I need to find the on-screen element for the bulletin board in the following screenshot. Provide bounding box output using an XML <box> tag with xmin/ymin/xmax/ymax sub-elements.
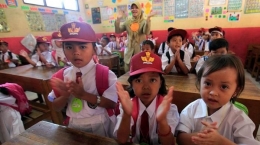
<box><xmin>25</xmin><ymin>11</ymin><xmax>44</xmax><ymax>31</ymax></box>
<box><xmin>0</xmin><ymin>9</ymin><xmax>10</xmax><ymax>32</ymax></box>
<box><xmin>55</xmin><ymin>14</ymin><xmax>67</xmax><ymax>30</ymax></box>
<box><xmin>41</xmin><ymin>13</ymin><xmax>57</xmax><ymax>31</ymax></box>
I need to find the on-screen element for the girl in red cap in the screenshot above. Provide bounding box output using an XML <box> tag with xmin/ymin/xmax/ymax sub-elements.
<box><xmin>20</xmin><ymin>36</ymin><xmax>56</xmax><ymax>68</ymax></box>
<box><xmin>114</xmin><ymin>51</ymin><xmax>179</xmax><ymax>145</ymax></box>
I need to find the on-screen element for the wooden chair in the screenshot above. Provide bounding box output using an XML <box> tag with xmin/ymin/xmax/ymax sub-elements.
<box><xmin>250</xmin><ymin>48</ymin><xmax>260</xmax><ymax>77</ymax></box>
<box><xmin>252</xmin><ymin>62</ymin><xmax>260</xmax><ymax>81</ymax></box>
<box><xmin>245</xmin><ymin>44</ymin><xmax>260</xmax><ymax>70</ymax></box>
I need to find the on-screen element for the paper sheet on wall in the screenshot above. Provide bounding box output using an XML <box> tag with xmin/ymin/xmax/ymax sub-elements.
<box><xmin>65</xmin><ymin>13</ymin><xmax>82</xmax><ymax>23</ymax></box>
<box><xmin>100</xmin><ymin>6</ymin><xmax>109</xmax><ymax>20</ymax></box>
<box><xmin>189</xmin><ymin>0</ymin><xmax>204</xmax><ymax>17</ymax></box>
<box><xmin>55</xmin><ymin>14</ymin><xmax>67</xmax><ymax>30</ymax></box>
<box><xmin>25</xmin><ymin>11</ymin><xmax>44</xmax><ymax>31</ymax></box>
<box><xmin>245</xmin><ymin>0</ymin><xmax>260</xmax><ymax>14</ymax></box>
<box><xmin>227</xmin><ymin>0</ymin><xmax>242</xmax><ymax>11</ymax></box>
<box><xmin>228</xmin><ymin>12</ymin><xmax>240</xmax><ymax>21</ymax></box>
<box><xmin>164</xmin><ymin>0</ymin><xmax>174</xmax><ymax>16</ymax></box>
<box><xmin>209</xmin><ymin>0</ymin><xmax>226</xmax><ymax>6</ymax></box>
<box><xmin>0</xmin><ymin>10</ymin><xmax>10</xmax><ymax>32</ymax></box>
<box><xmin>175</xmin><ymin>0</ymin><xmax>188</xmax><ymax>18</ymax></box>
<box><xmin>91</xmin><ymin>7</ymin><xmax>102</xmax><ymax>24</ymax></box>
<box><xmin>41</xmin><ymin>13</ymin><xmax>57</xmax><ymax>31</ymax></box>
<box><xmin>117</xmin><ymin>5</ymin><xmax>128</xmax><ymax>22</ymax></box>
<box><xmin>152</xmin><ymin>0</ymin><xmax>163</xmax><ymax>17</ymax></box>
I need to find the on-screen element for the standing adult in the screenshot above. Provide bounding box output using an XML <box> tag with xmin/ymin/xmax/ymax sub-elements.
<box><xmin>115</xmin><ymin>2</ymin><xmax>155</xmax><ymax>72</ymax></box>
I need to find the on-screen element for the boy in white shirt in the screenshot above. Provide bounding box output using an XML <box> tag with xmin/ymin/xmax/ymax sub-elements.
<box><xmin>0</xmin><ymin>40</ymin><xmax>19</xmax><ymax>67</ymax></box>
<box><xmin>96</xmin><ymin>36</ymin><xmax>112</xmax><ymax>56</ymax></box>
<box><xmin>157</xmin><ymin>27</ymin><xmax>175</xmax><ymax>56</ymax></box>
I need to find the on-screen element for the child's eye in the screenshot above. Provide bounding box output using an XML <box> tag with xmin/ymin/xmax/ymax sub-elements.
<box><xmin>64</xmin><ymin>45</ymin><xmax>73</xmax><ymax>50</ymax></box>
<box><xmin>221</xmin><ymin>85</ymin><xmax>228</xmax><ymax>90</ymax></box>
<box><xmin>203</xmin><ymin>81</ymin><xmax>211</xmax><ymax>86</ymax></box>
<box><xmin>80</xmin><ymin>45</ymin><xmax>87</xmax><ymax>49</ymax></box>
<box><xmin>150</xmin><ymin>78</ymin><xmax>157</xmax><ymax>83</ymax></box>
<box><xmin>134</xmin><ymin>79</ymin><xmax>142</xmax><ymax>83</ymax></box>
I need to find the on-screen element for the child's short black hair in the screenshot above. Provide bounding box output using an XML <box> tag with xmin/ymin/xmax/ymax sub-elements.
<box><xmin>167</xmin><ymin>34</ymin><xmax>183</xmax><ymax>43</ymax></box>
<box><xmin>196</xmin><ymin>54</ymin><xmax>245</xmax><ymax>103</ymax></box>
<box><xmin>102</xmin><ymin>36</ymin><xmax>110</xmax><ymax>44</ymax></box>
<box><xmin>0</xmin><ymin>42</ymin><xmax>8</xmax><ymax>46</ymax></box>
<box><xmin>127</xmin><ymin>73</ymin><xmax>167</xmax><ymax>97</ymax></box>
<box><xmin>209</xmin><ymin>38</ymin><xmax>229</xmax><ymax>52</ymax></box>
<box><xmin>142</xmin><ymin>40</ymin><xmax>155</xmax><ymax>50</ymax></box>
<box><xmin>167</xmin><ymin>27</ymin><xmax>175</xmax><ymax>32</ymax></box>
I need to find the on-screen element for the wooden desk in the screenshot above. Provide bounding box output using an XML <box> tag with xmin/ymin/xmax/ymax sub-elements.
<box><xmin>117</xmin><ymin>72</ymin><xmax>260</xmax><ymax>137</ymax></box>
<box><xmin>0</xmin><ymin>65</ymin><xmax>63</xmax><ymax>126</ymax></box>
<box><xmin>195</xmin><ymin>50</ymin><xmax>204</xmax><ymax>56</ymax></box>
<box><xmin>0</xmin><ymin>62</ymin><xmax>8</xmax><ymax>70</ymax></box>
<box><xmin>3</xmin><ymin>121</ymin><xmax>135</xmax><ymax>145</ymax></box>
<box><xmin>98</xmin><ymin>55</ymin><xmax>120</xmax><ymax>76</ymax></box>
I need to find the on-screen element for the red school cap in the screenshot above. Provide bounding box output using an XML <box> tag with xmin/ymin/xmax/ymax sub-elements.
<box><xmin>36</xmin><ymin>36</ymin><xmax>50</xmax><ymax>43</ymax></box>
<box><xmin>130</xmin><ymin>51</ymin><xmax>164</xmax><ymax>76</ymax></box>
<box><xmin>0</xmin><ymin>40</ymin><xmax>8</xmax><ymax>45</ymax></box>
<box><xmin>209</xmin><ymin>26</ymin><xmax>224</xmax><ymax>36</ymax></box>
<box><xmin>60</xmin><ymin>22</ymin><xmax>97</xmax><ymax>42</ymax></box>
<box><xmin>167</xmin><ymin>29</ymin><xmax>187</xmax><ymax>40</ymax></box>
<box><xmin>198</xmin><ymin>28</ymin><xmax>205</xmax><ymax>32</ymax></box>
<box><xmin>52</xmin><ymin>31</ymin><xmax>62</xmax><ymax>39</ymax></box>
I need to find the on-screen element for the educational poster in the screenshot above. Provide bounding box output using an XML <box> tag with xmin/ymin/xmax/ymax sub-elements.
<box><xmin>211</xmin><ymin>7</ymin><xmax>223</xmax><ymax>15</ymax></box>
<box><xmin>100</xmin><ymin>6</ymin><xmax>109</xmax><ymax>21</ymax></box>
<box><xmin>66</xmin><ymin>13</ymin><xmax>83</xmax><ymax>23</ymax></box>
<box><xmin>55</xmin><ymin>14</ymin><xmax>66</xmax><ymax>30</ymax></box>
<box><xmin>25</xmin><ymin>11</ymin><xmax>44</xmax><ymax>31</ymax></box>
<box><xmin>164</xmin><ymin>0</ymin><xmax>174</xmax><ymax>16</ymax></box>
<box><xmin>175</xmin><ymin>0</ymin><xmax>188</xmax><ymax>18</ymax></box>
<box><xmin>0</xmin><ymin>10</ymin><xmax>10</xmax><ymax>32</ymax></box>
<box><xmin>91</xmin><ymin>7</ymin><xmax>101</xmax><ymax>24</ymax></box>
<box><xmin>5</xmin><ymin>0</ymin><xmax>17</xmax><ymax>7</ymax></box>
<box><xmin>245</xmin><ymin>0</ymin><xmax>260</xmax><ymax>14</ymax></box>
<box><xmin>152</xmin><ymin>0</ymin><xmax>163</xmax><ymax>17</ymax></box>
<box><xmin>41</xmin><ymin>13</ymin><xmax>57</xmax><ymax>31</ymax></box>
<box><xmin>117</xmin><ymin>5</ymin><xmax>128</xmax><ymax>22</ymax></box>
<box><xmin>209</xmin><ymin>0</ymin><xmax>226</xmax><ymax>6</ymax></box>
<box><xmin>227</xmin><ymin>0</ymin><xmax>242</xmax><ymax>11</ymax></box>
<box><xmin>189</xmin><ymin>0</ymin><xmax>204</xmax><ymax>18</ymax></box>
<box><xmin>228</xmin><ymin>12</ymin><xmax>240</xmax><ymax>21</ymax></box>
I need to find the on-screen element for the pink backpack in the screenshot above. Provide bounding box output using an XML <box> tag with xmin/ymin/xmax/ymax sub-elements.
<box><xmin>0</xmin><ymin>83</ymin><xmax>32</xmax><ymax>115</ymax></box>
<box><xmin>52</xmin><ymin>64</ymin><xmax>119</xmax><ymax>125</ymax></box>
<box><xmin>130</xmin><ymin>95</ymin><xmax>164</xmax><ymax>142</ymax></box>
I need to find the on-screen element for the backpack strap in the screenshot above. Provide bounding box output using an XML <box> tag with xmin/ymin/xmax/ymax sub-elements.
<box><xmin>8</xmin><ymin>51</ymin><xmax>13</xmax><ymax>59</ymax></box>
<box><xmin>166</xmin><ymin>51</ymin><xmax>170</xmax><ymax>64</ymax></box>
<box><xmin>130</xmin><ymin>95</ymin><xmax>164</xmax><ymax>142</ymax></box>
<box><xmin>180</xmin><ymin>50</ymin><xmax>184</xmax><ymax>61</ymax></box>
<box><xmin>162</xmin><ymin>42</ymin><xmax>166</xmax><ymax>54</ymax></box>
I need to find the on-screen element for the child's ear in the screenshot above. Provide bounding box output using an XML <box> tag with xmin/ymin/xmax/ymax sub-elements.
<box><xmin>233</xmin><ymin>87</ymin><xmax>241</xmax><ymax>97</ymax></box>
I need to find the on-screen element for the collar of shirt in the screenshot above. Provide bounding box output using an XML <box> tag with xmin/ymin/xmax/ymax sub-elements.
<box><xmin>195</xmin><ymin>99</ymin><xmax>231</xmax><ymax>128</ymax></box>
<box><xmin>72</xmin><ymin>59</ymin><xmax>95</xmax><ymax>76</ymax></box>
<box><xmin>168</xmin><ymin>48</ymin><xmax>174</xmax><ymax>57</ymax></box>
<box><xmin>138</xmin><ymin>96</ymin><xmax>157</xmax><ymax>119</ymax></box>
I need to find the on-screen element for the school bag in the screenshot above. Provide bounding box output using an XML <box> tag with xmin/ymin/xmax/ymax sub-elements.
<box><xmin>0</xmin><ymin>83</ymin><xmax>31</xmax><ymax>115</ymax></box>
<box><xmin>165</xmin><ymin>50</ymin><xmax>185</xmax><ymax>64</ymax></box>
<box><xmin>52</xmin><ymin>63</ymin><xmax>120</xmax><ymax>125</ymax></box>
<box><xmin>130</xmin><ymin>95</ymin><xmax>164</xmax><ymax>142</ymax></box>
<box><xmin>161</xmin><ymin>42</ymin><xmax>166</xmax><ymax>54</ymax></box>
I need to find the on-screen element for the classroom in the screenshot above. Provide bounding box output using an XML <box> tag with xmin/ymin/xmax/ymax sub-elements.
<box><xmin>0</xmin><ymin>0</ymin><xmax>260</xmax><ymax>144</ymax></box>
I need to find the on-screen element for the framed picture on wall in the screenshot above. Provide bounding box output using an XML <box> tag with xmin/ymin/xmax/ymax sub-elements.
<box><xmin>91</xmin><ymin>7</ymin><xmax>101</xmax><ymax>24</ymax></box>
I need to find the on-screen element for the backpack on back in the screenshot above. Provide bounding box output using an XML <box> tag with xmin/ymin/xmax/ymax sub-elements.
<box><xmin>0</xmin><ymin>83</ymin><xmax>31</xmax><ymax>115</ymax></box>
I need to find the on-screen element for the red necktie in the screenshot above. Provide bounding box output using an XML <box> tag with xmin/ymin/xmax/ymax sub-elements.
<box><xmin>140</xmin><ymin>110</ymin><xmax>150</xmax><ymax>144</ymax></box>
<box><xmin>76</xmin><ymin>72</ymin><xmax>82</xmax><ymax>84</ymax></box>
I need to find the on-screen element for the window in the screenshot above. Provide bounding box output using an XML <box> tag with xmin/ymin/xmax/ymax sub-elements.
<box><xmin>23</xmin><ymin>0</ymin><xmax>79</xmax><ymax>11</ymax></box>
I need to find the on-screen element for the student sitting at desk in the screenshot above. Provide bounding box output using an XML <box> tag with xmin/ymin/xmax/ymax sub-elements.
<box><xmin>161</xmin><ymin>29</ymin><xmax>191</xmax><ymax>75</ymax></box>
<box><xmin>141</xmin><ymin>40</ymin><xmax>155</xmax><ymax>53</ymax></box>
<box><xmin>176</xmin><ymin>55</ymin><xmax>259</xmax><ymax>145</ymax></box>
<box><xmin>96</xmin><ymin>36</ymin><xmax>112</xmax><ymax>56</ymax></box>
<box><xmin>0</xmin><ymin>40</ymin><xmax>19</xmax><ymax>67</ymax></box>
<box><xmin>115</xmin><ymin>51</ymin><xmax>179</xmax><ymax>145</ymax></box>
<box><xmin>157</xmin><ymin>27</ymin><xmax>175</xmax><ymax>56</ymax></box>
<box><xmin>20</xmin><ymin>37</ymin><xmax>56</xmax><ymax>68</ymax></box>
<box><xmin>48</xmin><ymin>22</ymin><xmax>118</xmax><ymax>138</ymax></box>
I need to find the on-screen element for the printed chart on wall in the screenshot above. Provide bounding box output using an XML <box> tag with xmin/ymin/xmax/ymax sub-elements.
<box><xmin>91</xmin><ymin>7</ymin><xmax>101</xmax><ymax>24</ymax></box>
<box><xmin>117</xmin><ymin>5</ymin><xmax>128</xmax><ymax>22</ymax></box>
<box><xmin>164</xmin><ymin>0</ymin><xmax>174</xmax><ymax>22</ymax></box>
<box><xmin>175</xmin><ymin>0</ymin><xmax>188</xmax><ymax>18</ymax></box>
<box><xmin>152</xmin><ymin>0</ymin><xmax>163</xmax><ymax>17</ymax></box>
<box><xmin>66</xmin><ymin>13</ymin><xmax>83</xmax><ymax>23</ymax></box>
<box><xmin>209</xmin><ymin>0</ymin><xmax>226</xmax><ymax>6</ymax></box>
<box><xmin>55</xmin><ymin>14</ymin><xmax>67</xmax><ymax>30</ymax></box>
<box><xmin>0</xmin><ymin>10</ymin><xmax>10</xmax><ymax>32</ymax></box>
<box><xmin>245</xmin><ymin>0</ymin><xmax>260</xmax><ymax>14</ymax></box>
<box><xmin>41</xmin><ymin>13</ymin><xmax>57</xmax><ymax>31</ymax></box>
<box><xmin>227</xmin><ymin>0</ymin><xmax>242</xmax><ymax>11</ymax></box>
<box><xmin>25</xmin><ymin>11</ymin><xmax>44</xmax><ymax>31</ymax></box>
<box><xmin>189</xmin><ymin>0</ymin><xmax>204</xmax><ymax>18</ymax></box>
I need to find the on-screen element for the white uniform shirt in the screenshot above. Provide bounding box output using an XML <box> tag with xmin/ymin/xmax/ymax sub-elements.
<box><xmin>108</xmin><ymin>41</ymin><xmax>117</xmax><ymax>50</ymax></box>
<box><xmin>194</xmin><ymin>36</ymin><xmax>203</xmax><ymax>47</ymax></box>
<box><xmin>157</xmin><ymin>42</ymin><xmax>169</xmax><ymax>55</ymax></box>
<box><xmin>96</xmin><ymin>45</ymin><xmax>112</xmax><ymax>56</ymax></box>
<box><xmin>181</xmin><ymin>43</ymin><xmax>194</xmax><ymax>58</ymax></box>
<box><xmin>195</xmin><ymin>56</ymin><xmax>208</xmax><ymax>74</ymax></box>
<box><xmin>114</xmin><ymin>96</ymin><xmax>179</xmax><ymax>144</ymax></box>
<box><xmin>31</xmin><ymin>51</ymin><xmax>56</xmax><ymax>66</ymax></box>
<box><xmin>161</xmin><ymin>49</ymin><xmax>191</xmax><ymax>73</ymax></box>
<box><xmin>48</xmin><ymin>59</ymin><xmax>118</xmax><ymax>118</ymax></box>
<box><xmin>0</xmin><ymin>51</ymin><xmax>18</xmax><ymax>67</ymax></box>
<box><xmin>198</xmin><ymin>40</ymin><xmax>209</xmax><ymax>51</ymax></box>
<box><xmin>176</xmin><ymin>99</ymin><xmax>259</xmax><ymax>145</ymax></box>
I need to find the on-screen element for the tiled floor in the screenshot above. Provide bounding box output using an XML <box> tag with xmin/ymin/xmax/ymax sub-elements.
<box><xmin>25</xmin><ymin>70</ymin><xmax>260</xmax><ymax>141</ymax></box>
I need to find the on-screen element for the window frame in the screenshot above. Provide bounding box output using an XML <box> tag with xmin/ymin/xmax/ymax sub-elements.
<box><xmin>23</xmin><ymin>0</ymin><xmax>79</xmax><ymax>11</ymax></box>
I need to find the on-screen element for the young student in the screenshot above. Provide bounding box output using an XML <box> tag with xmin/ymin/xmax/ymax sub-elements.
<box><xmin>108</xmin><ymin>34</ymin><xmax>119</xmax><ymax>50</ymax></box>
<box><xmin>147</xmin><ymin>31</ymin><xmax>158</xmax><ymax>46</ymax></box>
<box><xmin>157</xmin><ymin>27</ymin><xmax>175</xmax><ymax>56</ymax></box>
<box><xmin>48</xmin><ymin>22</ymin><xmax>118</xmax><ymax>137</ymax></box>
<box><xmin>51</xmin><ymin>31</ymin><xmax>68</xmax><ymax>67</ymax></box>
<box><xmin>96</xmin><ymin>36</ymin><xmax>112</xmax><ymax>56</ymax></box>
<box><xmin>119</xmin><ymin>32</ymin><xmax>127</xmax><ymax>50</ymax></box>
<box><xmin>176</xmin><ymin>55</ymin><xmax>259</xmax><ymax>145</ymax></box>
<box><xmin>141</xmin><ymin>40</ymin><xmax>155</xmax><ymax>53</ymax></box>
<box><xmin>161</xmin><ymin>29</ymin><xmax>191</xmax><ymax>75</ymax></box>
<box><xmin>192</xmin><ymin>28</ymin><xmax>205</xmax><ymax>49</ymax></box>
<box><xmin>181</xmin><ymin>37</ymin><xmax>194</xmax><ymax>58</ymax></box>
<box><xmin>0</xmin><ymin>85</ymin><xmax>25</xmax><ymax>143</ymax></box>
<box><xmin>19</xmin><ymin>37</ymin><xmax>56</xmax><ymax>68</ymax></box>
<box><xmin>114</xmin><ymin>51</ymin><xmax>179</xmax><ymax>145</ymax></box>
<box><xmin>197</xmin><ymin>32</ymin><xmax>210</xmax><ymax>51</ymax></box>
<box><xmin>204</xmin><ymin>26</ymin><xmax>225</xmax><ymax>53</ymax></box>
<box><xmin>0</xmin><ymin>40</ymin><xmax>19</xmax><ymax>67</ymax></box>
<box><xmin>195</xmin><ymin>38</ymin><xmax>228</xmax><ymax>74</ymax></box>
